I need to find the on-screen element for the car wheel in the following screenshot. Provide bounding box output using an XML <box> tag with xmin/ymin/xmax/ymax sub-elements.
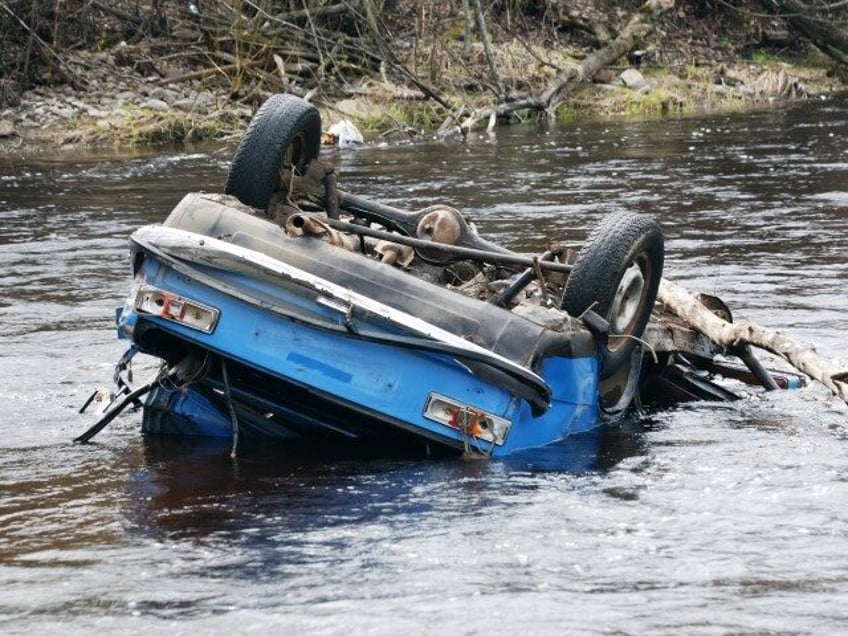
<box><xmin>563</xmin><ymin>210</ymin><xmax>664</xmax><ymax>379</ymax></box>
<box><xmin>224</xmin><ymin>93</ymin><xmax>322</xmax><ymax>210</ymax></box>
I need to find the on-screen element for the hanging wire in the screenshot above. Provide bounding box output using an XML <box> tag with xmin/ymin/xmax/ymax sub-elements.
<box><xmin>220</xmin><ymin>358</ymin><xmax>240</xmax><ymax>459</ymax></box>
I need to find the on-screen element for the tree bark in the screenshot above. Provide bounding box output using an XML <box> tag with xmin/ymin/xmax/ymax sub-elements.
<box><xmin>658</xmin><ymin>277</ymin><xmax>848</xmax><ymax>405</ymax></box>
<box><xmin>444</xmin><ymin>0</ymin><xmax>674</xmax><ymax>136</ymax></box>
<box><xmin>758</xmin><ymin>0</ymin><xmax>848</xmax><ymax>66</ymax></box>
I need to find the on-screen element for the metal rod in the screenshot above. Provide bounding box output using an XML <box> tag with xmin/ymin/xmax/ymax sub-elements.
<box><xmin>221</xmin><ymin>358</ymin><xmax>240</xmax><ymax>458</ymax></box>
<box><xmin>296</xmin><ymin>214</ymin><xmax>573</xmax><ymax>274</ymax></box>
<box><xmin>74</xmin><ymin>373</ymin><xmax>167</xmax><ymax>443</ymax></box>
<box><xmin>490</xmin><ymin>250</ymin><xmax>557</xmax><ymax>307</ymax></box>
<box><xmin>737</xmin><ymin>345</ymin><xmax>781</xmax><ymax>391</ymax></box>
<box><xmin>337</xmin><ymin>190</ymin><xmax>415</xmax><ymax>228</ymax></box>
<box><xmin>335</xmin><ymin>189</ymin><xmax>511</xmax><ymax>255</ymax></box>
<box><xmin>323</xmin><ymin>168</ymin><xmax>340</xmax><ymax>220</ymax></box>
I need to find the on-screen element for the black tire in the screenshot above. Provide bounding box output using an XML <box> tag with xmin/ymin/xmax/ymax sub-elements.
<box><xmin>563</xmin><ymin>211</ymin><xmax>664</xmax><ymax>379</ymax></box>
<box><xmin>224</xmin><ymin>93</ymin><xmax>322</xmax><ymax>210</ymax></box>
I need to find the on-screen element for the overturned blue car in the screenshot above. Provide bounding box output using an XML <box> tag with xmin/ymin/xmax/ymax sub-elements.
<box><xmin>79</xmin><ymin>93</ymin><xmax>758</xmax><ymax>458</ymax></box>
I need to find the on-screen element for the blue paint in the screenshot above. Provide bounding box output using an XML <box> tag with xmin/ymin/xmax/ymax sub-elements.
<box><xmin>120</xmin><ymin>242</ymin><xmax>604</xmax><ymax>457</ymax></box>
<box><xmin>287</xmin><ymin>352</ymin><xmax>353</xmax><ymax>383</ymax></box>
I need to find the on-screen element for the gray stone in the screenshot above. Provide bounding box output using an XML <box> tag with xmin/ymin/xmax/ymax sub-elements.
<box><xmin>0</xmin><ymin>119</ymin><xmax>15</xmax><ymax>137</ymax></box>
<box><xmin>116</xmin><ymin>91</ymin><xmax>138</xmax><ymax>104</ymax></box>
<box><xmin>172</xmin><ymin>98</ymin><xmax>197</xmax><ymax>112</ymax></box>
<box><xmin>144</xmin><ymin>98</ymin><xmax>170</xmax><ymax>111</ymax></box>
<box><xmin>620</xmin><ymin>68</ymin><xmax>648</xmax><ymax>91</ymax></box>
<box><xmin>148</xmin><ymin>87</ymin><xmax>179</xmax><ymax>103</ymax></box>
<box><xmin>195</xmin><ymin>90</ymin><xmax>216</xmax><ymax>109</ymax></box>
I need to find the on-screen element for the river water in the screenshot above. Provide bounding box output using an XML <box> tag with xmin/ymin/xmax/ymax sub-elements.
<box><xmin>1</xmin><ymin>100</ymin><xmax>847</xmax><ymax>635</ymax></box>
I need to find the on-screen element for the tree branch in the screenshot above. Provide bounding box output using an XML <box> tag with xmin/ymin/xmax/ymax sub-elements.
<box><xmin>758</xmin><ymin>0</ymin><xmax>848</xmax><ymax>66</ymax></box>
<box><xmin>658</xmin><ymin>277</ymin><xmax>848</xmax><ymax>405</ymax></box>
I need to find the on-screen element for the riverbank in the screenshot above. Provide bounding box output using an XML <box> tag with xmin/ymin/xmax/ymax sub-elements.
<box><xmin>1</xmin><ymin>58</ymin><xmax>838</xmax><ymax>156</ymax></box>
<box><xmin>0</xmin><ymin>1</ymin><xmax>844</xmax><ymax>156</ymax></box>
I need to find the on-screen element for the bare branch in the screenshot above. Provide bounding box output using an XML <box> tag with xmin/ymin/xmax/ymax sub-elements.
<box><xmin>658</xmin><ymin>277</ymin><xmax>848</xmax><ymax>405</ymax></box>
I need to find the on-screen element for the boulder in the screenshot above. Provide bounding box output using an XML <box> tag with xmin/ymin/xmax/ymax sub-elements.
<box><xmin>620</xmin><ymin>68</ymin><xmax>648</xmax><ymax>91</ymax></box>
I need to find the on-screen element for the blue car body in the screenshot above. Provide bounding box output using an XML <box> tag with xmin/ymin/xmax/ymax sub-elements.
<box><xmin>115</xmin><ymin>193</ymin><xmax>605</xmax><ymax>458</ymax></box>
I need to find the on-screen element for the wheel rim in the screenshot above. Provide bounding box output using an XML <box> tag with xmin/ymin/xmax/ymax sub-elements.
<box><xmin>608</xmin><ymin>258</ymin><xmax>648</xmax><ymax>351</ymax></box>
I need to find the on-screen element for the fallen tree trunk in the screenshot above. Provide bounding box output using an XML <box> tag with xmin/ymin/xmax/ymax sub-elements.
<box><xmin>441</xmin><ymin>0</ymin><xmax>674</xmax><ymax>136</ymax></box>
<box><xmin>658</xmin><ymin>277</ymin><xmax>848</xmax><ymax>405</ymax></box>
<box><xmin>758</xmin><ymin>0</ymin><xmax>848</xmax><ymax>66</ymax></box>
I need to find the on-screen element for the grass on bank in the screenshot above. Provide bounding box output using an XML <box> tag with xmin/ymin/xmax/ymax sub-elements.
<box><xmin>60</xmin><ymin>105</ymin><xmax>249</xmax><ymax>146</ymax></box>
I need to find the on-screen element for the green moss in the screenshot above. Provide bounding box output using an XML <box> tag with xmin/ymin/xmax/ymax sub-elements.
<box><xmin>751</xmin><ymin>50</ymin><xmax>774</xmax><ymax>64</ymax></box>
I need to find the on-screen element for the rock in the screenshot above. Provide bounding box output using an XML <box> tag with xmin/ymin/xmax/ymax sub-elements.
<box><xmin>116</xmin><ymin>91</ymin><xmax>138</xmax><ymax>104</ymax></box>
<box><xmin>0</xmin><ymin>119</ymin><xmax>15</xmax><ymax>137</ymax></box>
<box><xmin>144</xmin><ymin>98</ymin><xmax>170</xmax><ymax>111</ymax></box>
<box><xmin>148</xmin><ymin>87</ymin><xmax>179</xmax><ymax>103</ymax></box>
<box><xmin>195</xmin><ymin>90</ymin><xmax>216</xmax><ymax>109</ymax></box>
<box><xmin>620</xmin><ymin>68</ymin><xmax>648</xmax><ymax>91</ymax></box>
<box><xmin>172</xmin><ymin>98</ymin><xmax>197</xmax><ymax>112</ymax></box>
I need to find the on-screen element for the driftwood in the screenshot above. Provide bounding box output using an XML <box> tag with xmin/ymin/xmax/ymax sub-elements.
<box><xmin>441</xmin><ymin>0</ymin><xmax>674</xmax><ymax>136</ymax></box>
<box><xmin>658</xmin><ymin>278</ymin><xmax>848</xmax><ymax>405</ymax></box>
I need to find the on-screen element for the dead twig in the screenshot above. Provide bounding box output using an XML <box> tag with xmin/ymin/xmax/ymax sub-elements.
<box><xmin>353</xmin><ymin>0</ymin><xmax>454</xmax><ymax>111</ymax></box>
<box><xmin>443</xmin><ymin>0</ymin><xmax>674</xmax><ymax>136</ymax></box>
<box><xmin>471</xmin><ymin>0</ymin><xmax>507</xmax><ymax>99</ymax></box>
<box><xmin>0</xmin><ymin>0</ymin><xmax>85</xmax><ymax>89</ymax></box>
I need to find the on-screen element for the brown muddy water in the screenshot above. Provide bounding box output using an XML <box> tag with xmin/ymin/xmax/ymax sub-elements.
<box><xmin>1</xmin><ymin>100</ymin><xmax>847</xmax><ymax>635</ymax></box>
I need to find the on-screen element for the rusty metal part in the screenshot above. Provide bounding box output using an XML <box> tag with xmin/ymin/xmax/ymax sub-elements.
<box><xmin>374</xmin><ymin>240</ymin><xmax>415</xmax><ymax>267</ymax></box>
<box><xmin>290</xmin><ymin>214</ymin><xmax>574</xmax><ymax>273</ymax></box>
<box><xmin>291</xmin><ymin>171</ymin><xmax>511</xmax><ymax>254</ymax></box>
<box><xmin>285</xmin><ymin>213</ymin><xmax>358</xmax><ymax>251</ymax></box>
<box><xmin>490</xmin><ymin>250</ymin><xmax>559</xmax><ymax>307</ymax></box>
<box><xmin>322</xmin><ymin>164</ymin><xmax>340</xmax><ymax>220</ymax></box>
<box><xmin>413</xmin><ymin>205</ymin><xmax>467</xmax><ymax>263</ymax></box>
<box><xmin>416</xmin><ymin>205</ymin><xmax>463</xmax><ymax>244</ymax></box>
<box><xmin>338</xmin><ymin>191</ymin><xmax>511</xmax><ymax>255</ymax></box>
<box><xmin>289</xmin><ymin>168</ymin><xmax>512</xmax><ymax>256</ymax></box>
